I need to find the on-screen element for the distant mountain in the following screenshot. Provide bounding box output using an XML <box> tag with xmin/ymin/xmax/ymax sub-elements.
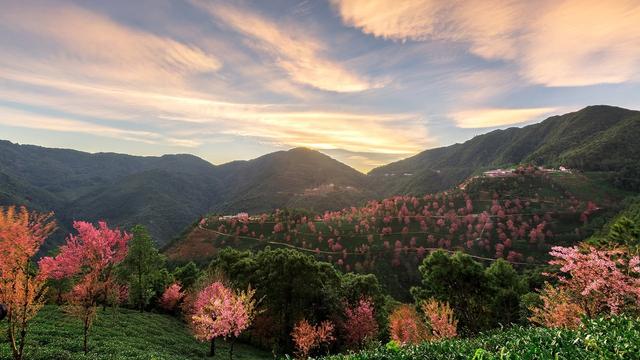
<box><xmin>1</xmin><ymin>105</ymin><xmax>638</xmax><ymax>251</ymax></box>
<box><xmin>0</xmin><ymin>143</ymin><xmax>369</xmax><ymax>250</ymax></box>
<box><xmin>368</xmin><ymin>105</ymin><xmax>640</xmax><ymax>195</ymax></box>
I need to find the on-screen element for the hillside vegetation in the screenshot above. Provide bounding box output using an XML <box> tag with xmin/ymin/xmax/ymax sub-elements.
<box><xmin>321</xmin><ymin>316</ymin><xmax>640</xmax><ymax>360</ymax></box>
<box><xmin>166</xmin><ymin>168</ymin><xmax>626</xmax><ymax>299</ymax></box>
<box><xmin>369</xmin><ymin>105</ymin><xmax>640</xmax><ymax>195</ymax></box>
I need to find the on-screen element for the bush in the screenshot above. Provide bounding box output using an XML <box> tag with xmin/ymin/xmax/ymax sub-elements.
<box><xmin>320</xmin><ymin>315</ymin><xmax>640</xmax><ymax>360</ymax></box>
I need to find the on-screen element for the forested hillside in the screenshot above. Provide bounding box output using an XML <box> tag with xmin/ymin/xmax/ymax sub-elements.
<box><xmin>369</xmin><ymin>105</ymin><xmax>640</xmax><ymax>195</ymax></box>
<box><xmin>0</xmin><ymin>144</ymin><xmax>370</xmax><ymax>250</ymax></box>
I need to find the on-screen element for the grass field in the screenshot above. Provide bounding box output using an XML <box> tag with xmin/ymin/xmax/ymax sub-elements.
<box><xmin>0</xmin><ymin>306</ymin><xmax>271</xmax><ymax>360</ymax></box>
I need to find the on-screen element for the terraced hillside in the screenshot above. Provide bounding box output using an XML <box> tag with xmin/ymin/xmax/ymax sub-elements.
<box><xmin>166</xmin><ymin>166</ymin><xmax>629</xmax><ymax>297</ymax></box>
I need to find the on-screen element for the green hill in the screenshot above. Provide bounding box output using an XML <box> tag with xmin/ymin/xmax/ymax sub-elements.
<box><xmin>369</xmin><ymin>105</ymin><xmax>640</xmax><ymax>195</ymax></box>
<box><xmin>0</xmin><ymin>143</ymin><xmax>369</xmax><ymax>251</ymax></box>
<box><xmin>166</xmin><ymin>169</ymin><xmax>629</xmax><ymax>299</ymax></box>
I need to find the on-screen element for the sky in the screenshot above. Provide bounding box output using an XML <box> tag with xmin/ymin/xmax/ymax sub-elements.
<box><xmin>1</xmin><ymin>0</ymin><xmax>640</xmax><ymax>173</ymax></box>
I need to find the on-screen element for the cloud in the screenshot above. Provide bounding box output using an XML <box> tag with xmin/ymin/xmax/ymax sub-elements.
<box><xmin>0</xmin><ymin>106</ymin><xmax>162</xmax><ymax>144</ymax></box>
<box><xmin>0</xmin><ymin>1</ymin><xmax>221</xmax><ymax>91</ymax></box>
<box><xmin>452</xmin><ymin>107</ymin><xmax>557</xmax><ymax>128</ymax></box>
<box><xmin>191</xmin><ymin>1</ymin><xmax>380</xmax><ymax>93</ymax></box>
<box><xmin>0</xmin><ymin>60</ymin><xmax>429</xmax><ymax>156</ymax></box>
<box><xmin>332</xmin><ymin>0</ymin><xmax>640</xmax><ymax>87</ymax></box>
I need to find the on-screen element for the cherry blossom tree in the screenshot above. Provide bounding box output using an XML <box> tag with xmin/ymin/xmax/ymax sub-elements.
<box><xmin>421</xmin><ymin>298</ymin><xmax>458</xmax><ymax>340</ymax></box>
<box><xmin>343</xmin><ymin>297</ymin><xmax>378</xmax><ymax>349</ymax></box>
<box><xmin>159</xmin><ymin>283</ymin><xmax>184</xmax><ymax>312</ymax></box>
<box><xmin>529</xmin><ymin>284</ymin><xmax>584</xmax><ymax>328</ymax></box>
<box><xmin>0</xmin><ymin>206</ymin><xmax>56</xmax><ymax>360</ymax></box>
<box><xmin>39</xmin><ymin>221</ymin><xmax>130</xmax><ymax>354</ymax></box>
<box><xmin>291</xmin><ymin>319</ymin><xmax>335</xmax><ymax>359</ymax></box>
<box><xmin>388</xmin><ymin>305</ymin><xmax>426</xmax><ymax>345</ymax></box>
<box><xmin>191</xmin><ymin>282</ymin><xmax>251</xmax><ymax>358</ymax></box>
<box><xmin>548</xmin><ymin>246</ymin><xmax>640</xmax><ymax>317</ymax></box>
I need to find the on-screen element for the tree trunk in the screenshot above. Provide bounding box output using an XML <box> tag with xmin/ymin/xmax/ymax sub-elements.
<box><xmin>83</xmin><ymin>316</ymin><xmax>90</xmax><ymax>354</ymax></box>
<box><xmin>229</xmin><ymin>339</ymin><xmax>235</xmax><ymax>360</ymax></box>
<box><xmin>209</xmin><ymin>338</ymin><xmax>216</xmax><ymax>357</ymax></box>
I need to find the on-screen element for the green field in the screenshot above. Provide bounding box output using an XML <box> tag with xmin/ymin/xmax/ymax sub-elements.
<box><xmin>0</xmin><ymin>306</ymin><xmax>270</xmax><ymax>360</ymax></box>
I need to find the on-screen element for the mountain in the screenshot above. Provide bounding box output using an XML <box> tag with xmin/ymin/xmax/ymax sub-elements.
<box><xmin>2</xmin><ymin>105</ymin><xmax>639</xmax><ymax>251</ymax></box>
<box><xmin>0</xmin><ymin>143</ymin><xmax>369</xmax><ymax>250</ymax></box>
<box><xmin>369</xmin><ymin>105</ymin><xmax>640</xmax><ymax>195</ymax></box>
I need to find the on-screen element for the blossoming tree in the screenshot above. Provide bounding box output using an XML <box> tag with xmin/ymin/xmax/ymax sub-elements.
<box><xmin>39</xmin><ymin>221</ymin><xmax>130</xmax><ymax>354</ymax></box>
<box><xmin>191</xmin><ymin>282</ymin><xmax>256</xmax><ymax>358</ymax></box>
<box><xmin>159</xmin><ymin>283</ymin><xmax>185</xmax><ymax>312</ymax></box>
<box><xmin>343</xmin><ymin>297</ymin><xmax>378</xmax><ymax>349</ymax></box>
<box><xmin>291</xmin><ymin>319</ymin><xmax>335</xmax><ymax>359</ymax></box>
<box><xmin>0</xmin><ymin>206</ymin><xmax>55</xmax><ymax>360</ymax></box>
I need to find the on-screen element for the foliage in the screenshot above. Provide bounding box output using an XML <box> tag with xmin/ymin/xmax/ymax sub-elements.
<box><xmin>548</xmin><ymin>246</ymin><xmax>640</xmax><ymax>317</ymax></box>
<box><xmin>119</xmin><ymin>225</ymin><xmax>166</xmax><ymax>312</ymax></box>
<box><xmin>208</xmin><ymin>248</ymin><xmax>342</xmax><ymax>354</ymax></box>
<box><xmin>190</xmin><ymin>282</ymin><xmax>254</xmax><ymax>358</ymax></box>
<box><xmin>388</xmin><ymin>305</ymin><xmax>426</xmax><ymax>345</ymax></box>
<box><xmin>38</xmin><ymin>221</ymin><xmax>131</xmax><ymax>354</ymax></box>
<box><xmin>343</xmin><ymin>298</ymin><xmax>378</xmax><ymax>349</ymax></box>
<box><xmin>320</xmin><ymin>315</ymin><xmax>640</xmax><ymax>360</ymax></box>
<box><xmin>159</xmin><ymin>283</ymin><xmax>184</xmax><ymax>313</ymax></box>
<box><xmin>421</xmin><ymin>299</ymin><xmax>457</xmax><ymax>340</ymax></box>
<box><xmin>528</xmin><ymin>284</ymin><xmax>584</xmax><ymax>329</ymax></box>
<box><xmin>0</xmin><ymin>206</ymin><xmax>56</xmax><ymax>360</ymax></box>
<box><xmin>411</xmin><ymin>251</ymin><xmax>491</xmax><ymax>334</ymax></box>
<box><xmin>291</xmin><ymin>319</ymin><xmax>335</xmax><ymax>359</ymax></box>
<box><xmin>173</xmin><ymin>262</ymin><xmax>202</xmax><ymax>291</ymax></box>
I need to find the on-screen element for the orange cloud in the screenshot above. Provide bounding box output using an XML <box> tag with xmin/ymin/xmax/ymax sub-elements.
<box><xmin>192</xmin><ymin>1</ymin><xmax>381</xmax><ymax>93</ymax></box>
<box><xmin>332</xmin><ymin>0</ymin><xmax>640</xmax><ymax>87</ymax></box>
<box><xmin>452</xmin><ymin>107</ymin><xmax>557</xmax><ymax>128</ymax></box>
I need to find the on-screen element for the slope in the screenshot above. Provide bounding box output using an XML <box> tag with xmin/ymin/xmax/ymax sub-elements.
<box><xmin>368</xmin><ymin>105</ymin><xmax>640</xmax><ymax>196</ymax></box>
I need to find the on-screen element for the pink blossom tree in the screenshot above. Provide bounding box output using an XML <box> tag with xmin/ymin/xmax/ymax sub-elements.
<box><xmin>291</xmin><ymin>319</ymin><xmax>335</xmax><ymax>359</ymax></box>
<box><xmin>159</xmin><ymin>283</ymin><xmax>185</xmax><ymax>313</ymax></box>
<box><xmin>548</xmin><ymin>246</ymin><xmax>640</xmax><ymax>317</ymax></box>
<box><xmin>421</xmin><ymin>298</ymin><xmax>458</xmax><ymax>340</ymax></box>
<box><xmin>39</xmin><ymin>221</ymin><xmax>130</xmax><ymax>354</ymax></box>
<box><xmin>343</xmin><ymin>297</ymin><xmax>378</xmax><ymax>349</ymax></box>
<box><xmin>0</xmin><ymin>207</ymin><xmax>56</xmax><ymax>360</ymax></box>
<box><xmin>190</xmin><ymin>282</ymin><xmax>251</xmax><ymax>358</ymax></box>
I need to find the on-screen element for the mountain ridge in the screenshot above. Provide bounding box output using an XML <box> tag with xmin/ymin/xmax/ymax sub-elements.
<box><xmin>1</xmin><ymin>105</ymin><xmax>638</xmax><ymax>250</ymax></box>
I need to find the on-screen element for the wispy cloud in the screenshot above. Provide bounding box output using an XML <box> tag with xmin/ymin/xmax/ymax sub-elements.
<box><xmin>451</xmin><ymin>107</ymin><xmax>557</xmax><ymax>128</ymax></box>
<box><xmin>0</xmin><ymin>2</ymin><xmax>221</xmax><ymax>91</ymax></box>
<box><xmin>332</xmin><ymin>0</ymin><xmax>640</xmax><ymax>87</ymax></box>
<box><xmin>191</xmin><ymin>0</ymin><xmax>382</xmax><ymax>93</ymax></box>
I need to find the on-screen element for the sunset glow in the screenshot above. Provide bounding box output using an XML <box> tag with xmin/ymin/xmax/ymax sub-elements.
<box><xmin>1</xmin><ymin>0</ymin><xmax>640</xmax><ymax>171</ymax></box>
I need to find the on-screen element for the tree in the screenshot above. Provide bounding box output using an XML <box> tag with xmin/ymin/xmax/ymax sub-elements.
<box><xmin>485</xmin><ymin>259</ymin><xmax>526</xmax><ymax>326</ymax></box>
<box><xmin>39</xmin><ymin>221</ymin><xmax>130</xmax><ymax>354</ymax></box>
<box><xmin>119</xmin><ymin>225</ymin><xmax>165</xmax><ymax>312</ymax></box>
<box><xmin>529</xmin><ymin>283</ymin><xmax>584</xmax><ymax>329</ymax></box>
<box><xmin>343</xmin><ymin>297</ymin><xmax>378</xmax><ymax>349</ymax></box>
<box><xmin>291</xmin><ymin>319</ymin><xmax>335</xmax><ymax>359</ymax></box>
<box><xmin>0</xmin><ymin>206</ymin><xmax>55</xmax><ymax>360</ymax></box>
<box><xmin>421</xmin><ymin>298</ymin><xmax>458</xmax><ymax>340</ymax></box>
<box><xmin>544</xmin><ymin>246</ymin><xmax>640</xmax><ymax>317</ymax></box>
<box><xmin>159</xmin><ymin>283</ymin><xmax>184</xmax><ymax>313</ymax></box>
<box><xmin>173</xmin><ymin>261</ymin><xmax>202</xmax><ymax>290</ymax></box>
<box><xmin>411</xmin><ymin>251</ymin><xmax>491</xmax><ymax>334</ymax></box>
<box><xmin>190</xmin><ymin>282</ymin><xmax>251</xmax><ymax>358</ymax></box>
<box><xmin>388</xmin><ymin>304</ymin><xmax>426</xmax><ymax>345</ymax></box>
